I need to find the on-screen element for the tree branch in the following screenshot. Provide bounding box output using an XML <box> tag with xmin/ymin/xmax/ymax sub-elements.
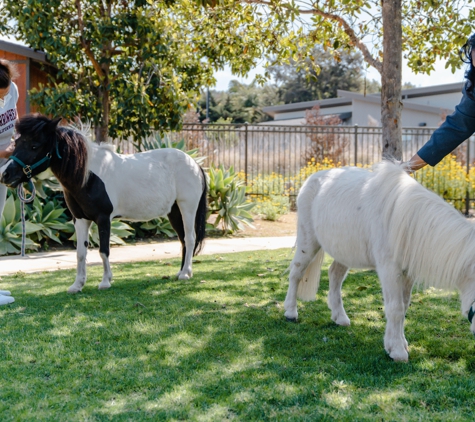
<box><xmin>244</xmin><ymin>0</ymin><xmax>383</xmax><ymax>74</ymax></box>
<box><xmin>75</xmin><ymin>0</ymin><xmax>105</xmax><ymax>79</ymax></box>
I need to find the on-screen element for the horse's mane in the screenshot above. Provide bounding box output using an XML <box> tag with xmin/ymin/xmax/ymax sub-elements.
<box><xmin>372</xmin><ymin>161</ymin><xmax>475</xmax><ymax>289</ymax></box>
<box><xmin>55</xmin><ymin>126</ymin><xmax>92</xmax><ymax>189</ymax></box>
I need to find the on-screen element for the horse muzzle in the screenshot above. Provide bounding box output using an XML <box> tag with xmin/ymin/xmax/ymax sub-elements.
<box><xmin>0</xmin><ymin>161</ymin><xmax>24</xmax><ymax>188</ymax></box>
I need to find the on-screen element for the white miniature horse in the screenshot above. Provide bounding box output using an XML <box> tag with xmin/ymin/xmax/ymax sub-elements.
<box><xmin>0</xmin><ymin>115</ymin><xmax>207</xmax><ymax>293</ymax></box>
<box><xmin>284</xmin><ymin>161</ymin><xmax>475</xmax><ymax>361</ymax></box>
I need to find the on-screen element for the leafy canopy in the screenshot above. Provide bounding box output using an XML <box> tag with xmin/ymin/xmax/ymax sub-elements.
<box><xmin>1</xmin><ymin>0</ymin><xmax>294</xmax><ymax>141</ymax></box>
<box><xmin>240</xmin><ymin>0</ymin><xmax>475</xmax><ymax>77</ymax></box>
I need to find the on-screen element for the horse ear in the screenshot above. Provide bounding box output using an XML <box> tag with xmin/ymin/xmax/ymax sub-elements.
<box><xmin>49</xmin><ymin>117</ymin><xmax>62</xmax><ymax>131</ymax></box>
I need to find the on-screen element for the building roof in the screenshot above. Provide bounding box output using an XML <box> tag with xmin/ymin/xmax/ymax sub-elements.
<box><xmin>336</xmin><ymin>89</ymin><xmax>456</xmax><ymax>115</ymax></box>
<box><xmin>0</xmin><ymin>39</ymin><xmax>47</xmax><ymax>63</ymax></box>
<box><xmin>262</xmin><ymin>97</ymin><xmax>352</xmax><ymax>118</ymax></box>
<box><xmin>262</xmin><ymin>82</ymin><xmax>464</xmax><ymax>119</ymax></box>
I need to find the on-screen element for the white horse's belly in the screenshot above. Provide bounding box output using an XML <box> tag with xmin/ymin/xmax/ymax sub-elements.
<box><xmin>113</xmin><ymin>201</ymin><xmax>174</xmax><ymax>221</ymax></box>
<box><xmin>314</xmin><ymin>221</ymin><xmax>375</xmax><ymax>269</ymax></box>
<box><xmin>310</xmin><ymin>177</ymin><xmax>377</xmax><ymax>269</ymax></box>
<box><xmin>107</xmin><ymin>179</ymin><xmax>176</xmax><ymax>220</ymax></box>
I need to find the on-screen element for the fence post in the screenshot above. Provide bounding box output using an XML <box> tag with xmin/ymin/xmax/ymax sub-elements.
<box><xmin>244</xmin><ymin>122</ymin><xmax>249</xmax><ymax>186</ymax></box>
<box><xmin>354</xmin><ymin>124</ymin><xmax>358</xmax><ymax>166</ymax></box>
<box><xmin>466</xmin><ymin>138</ymin><xmax>471</xmax><ymax>216</ymax></box>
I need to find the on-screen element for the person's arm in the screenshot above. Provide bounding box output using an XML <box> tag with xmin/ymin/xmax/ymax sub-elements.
<box><xmin>416</xmin><ymin>86</ymin><xmax>475</xmax><ymax>167</ymax></box>
<box><xmin>0</xmin><ymin>141</ymin><xmax>15</xmax><ymax>159</ymax></box>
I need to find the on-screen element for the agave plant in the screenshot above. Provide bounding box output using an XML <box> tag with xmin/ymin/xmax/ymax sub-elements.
<box><xmin>0</xmin><ymin>194</ymin><xmax>42</xmax><ymax>255</ymax></box>
<box><xmin>136</xmin><ymin>217</ymin><xmax>176</xmax><ymax>238</ymax></box>
<box><xmin>31</xmin><ymin>169</ymin><xmax>62</xmax><ymax>199</ymax></box>
<box><xmin>69</xmin><ymin>220</ymin><xmax>135</xmax><ymax>247</ymax></box>
<box><xmin>28</xmin><ymin>197</ymin><xmax>75</xmax><ymax>244</ymax></box>
<box><xmin>208</xmin><ymin>165</ymin><xmax>254</xmax><ymax>233</ymax></box>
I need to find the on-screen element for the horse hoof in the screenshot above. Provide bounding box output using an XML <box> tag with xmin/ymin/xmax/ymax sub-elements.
<box><xmin>285</xmin><ymin>316</ymin><xmax>298</xmax><ymax>323</ymax></box>
<box><xmin>391</xmin><ymin>355</ymin><xmax>409</xmax><ymax>363</ymax></box>
<box><xmin>388</xmin><ymin>349</ymin><xmax>409</xmax><ymax>362</ymax></box>
<box><xmin>178</xmin><ymin>274</ymin><xmax>190</xmax><ymax>281</ymax></box>
<box><xmin>67</xmin><ymin>287</ymin><xmax>81</xmax><ymax>294</ymax></box>
<box><xmin>98</xmin><ymin>283</ymin><xmax>111</xmax><ymax>290</ymax></box>
<box><xmin>334</xmin><ymin>317</ymin><xmax>351</xmax><ymax>326</ymax></box>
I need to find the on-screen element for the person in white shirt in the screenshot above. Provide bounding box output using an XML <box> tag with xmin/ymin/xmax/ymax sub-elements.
<box><xmin>0</xmin><ymin>59</ymin><xmax>19</xmax><ymax>306</ymax></box>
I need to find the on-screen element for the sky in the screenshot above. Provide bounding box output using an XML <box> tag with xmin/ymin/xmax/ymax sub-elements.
<box><xmin>212</xmin><ymin>59</ymin><xmax>467</xmax><ymax>91</ymax></box>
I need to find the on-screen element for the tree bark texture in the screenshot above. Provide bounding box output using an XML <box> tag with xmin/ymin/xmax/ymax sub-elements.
<box><xmin>95</xmin><ymin>82</ymin><xmax>110</xmax><ymax>144</ymax></box>
<box><xmin>381</xmin><ymin>0</ymin><xmax>403</xmax><ymax>160</ymax></box>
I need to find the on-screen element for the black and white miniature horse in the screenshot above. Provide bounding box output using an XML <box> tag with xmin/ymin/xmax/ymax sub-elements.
<box><xmin>0</xmin><ymin>115</ymin><xmax>207</xmax><ymax>293</ymax></box>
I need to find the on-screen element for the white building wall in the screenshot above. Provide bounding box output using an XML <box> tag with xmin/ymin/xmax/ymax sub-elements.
<box><xmin>351</xmin><ymin>100</ymin><xmax>381</xmax><ymax>126</ymax></box>
<box><xmin>347</xmin><ymin>99</ymin><xmax>447</xmax><ymax>127</ymax></box>
<box><xmin>269</xmin><ymin>91</ymin><xmax>460</xmax><ymax>127</ymax></box>
<box><xmin>404</xmin><ymin>91</ymin><xmax>462</xmax><ymax>109</ymax></box>
<box><xmin>401</xmin><ymin>109</ymin><xmax>444</xmax><ymax>127</ymax></box>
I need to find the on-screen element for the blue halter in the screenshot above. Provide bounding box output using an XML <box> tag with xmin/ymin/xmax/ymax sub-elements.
<box><xmin>10</xmin><ymin>142</ymin><xmax>62</xmax><ymax>179</ymax></box>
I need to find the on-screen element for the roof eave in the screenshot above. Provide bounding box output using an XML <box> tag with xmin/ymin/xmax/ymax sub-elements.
<box><xmin>0</xmin><ymin>40</ymin><xmax>47</xmax><ymax>63</ymax></box>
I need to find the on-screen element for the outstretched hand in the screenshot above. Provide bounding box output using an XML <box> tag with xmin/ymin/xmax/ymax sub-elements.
<box><xmin>402</xmin><ymin>154</ymin><xmax>427</xmax><ymax>174</ymax></box>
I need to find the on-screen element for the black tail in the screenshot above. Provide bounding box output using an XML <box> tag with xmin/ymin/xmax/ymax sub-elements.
<box><xmin>167</xmin><ymin>167</ymin><xmax>207</xmax><ymax>269</ymax></box>
<box><xmin>193</xmin><ymin>167</ymin><xmax>208</xmax><ymax>255</ymax></box>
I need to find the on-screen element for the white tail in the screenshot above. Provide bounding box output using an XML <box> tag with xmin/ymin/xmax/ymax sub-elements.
<box><xmin>297</xmin><ymin>248</ymin><xmax>325</xmax><ymax>301</ymax></box>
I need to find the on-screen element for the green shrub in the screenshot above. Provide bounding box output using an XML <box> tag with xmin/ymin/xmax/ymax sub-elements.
<box><xmin>28</xmin><ymin>197</ymin><xmax>75</xmax><ymax>245</ymax></box>
<box><xmin>208</xmin><ymin>164</ymin><xmax>254</xmax><ymax>233</ymax></box>
<box><xmin>0</xmin><ymin>194</ymin><xmax>42</xmax><ymax>255</ymax></box>
<box><xmin>68</xmin><ymin>220</ymin><xmax>135</xmax><ymax>246</ymax></box>
<box><xmin>131</xmin><ymin>217</ymin><xmax>176</xmax><ymax>239</ymax></box>
<box><xmin>251</xmin><ymin>194</ymin><xmax>290</xmax><ymax>221</ymax></box>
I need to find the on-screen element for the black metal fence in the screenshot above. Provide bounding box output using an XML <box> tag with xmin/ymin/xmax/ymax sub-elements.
<box><xmin>117</xmin><ymin>123</ymin><xmax>475</xmax><ymax>213</ymax></box>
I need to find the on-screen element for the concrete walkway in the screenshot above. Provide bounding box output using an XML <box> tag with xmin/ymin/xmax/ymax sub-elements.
<box><xmin>0</xmin><ymin>236</ymin><xmax>296</xmax><ymax>275</ymax></box>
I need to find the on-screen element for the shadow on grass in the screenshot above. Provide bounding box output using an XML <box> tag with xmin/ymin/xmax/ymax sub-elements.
<box><xmin>1</xmin><ymin>252</ymin><xmax>475</xmax><ymax>420</ymax></box>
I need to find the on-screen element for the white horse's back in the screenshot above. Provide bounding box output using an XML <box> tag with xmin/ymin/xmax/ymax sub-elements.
<box><xmin>89</xmin><ymin>146</ymin><xmax>202</xmax><ymax>221</ymax></box>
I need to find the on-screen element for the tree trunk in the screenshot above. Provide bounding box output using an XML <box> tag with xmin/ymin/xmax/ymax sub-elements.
<box><xmin>381</xmin><ymin>0</ymin><xmax>403</xmax><ymax>160</ymax></box>
<box><xmin>95</xmin><ymin>82</ymin><xmax>110</xmax><ymax>143</ymax></box>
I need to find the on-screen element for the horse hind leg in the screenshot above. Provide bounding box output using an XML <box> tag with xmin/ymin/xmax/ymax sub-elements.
<box><xmin>327</xmin><ymin>261</ymin><xmax>351</xmax><ymax>326</ymax></box>
<box><xmin>96</xmin><ymin>215</ymin><xmax>113</xmax><ymax>290</ymax></box>
<box><xmin>171</xmin><ymin>201</ymin><xmax>196</xmax><ymax>280</ymax></box>
<box><xmin>284</xmin><ymin>226</ymin><xmax>322</xmax><ymax>322</ymax></box>
<box><xmin>68</xmin><ymin>219</ymin><xmax>92</xmax><ymax>294</ymax></box>
<box><xmin>167</xmin><ymin>202</ymin><xmax>186</xmax><ymax>271</ymax></box>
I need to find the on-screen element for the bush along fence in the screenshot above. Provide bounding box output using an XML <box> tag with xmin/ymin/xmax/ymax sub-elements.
<box><xmin>4</xmin><ymin>124</ymin><xmax>475</xmax><ymax>255</ymax></box>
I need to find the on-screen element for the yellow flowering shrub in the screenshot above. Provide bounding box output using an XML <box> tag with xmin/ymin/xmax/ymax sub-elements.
<box><xmin>246</xmin><ymin>172</ymin><xmax>290</xmax><ymax>220</ymax></box>
<box><xmin>287</xmin><ymin>157</ymin><xmax>340</xmax><ymax>196</ymax></box>
<box><xmin>416</xmin><ymin>155</ymin><xmax>468</xmax><ymax>211</ymax></box>
<box><xmin>245</xmin><ymin>154</ymin><xmax>471</xmax><ymax>216</ymax></box>
<box><xmin>251</xmin><ymin>194</ymin><xmax>290</xmax><ymax>221</ymax></box>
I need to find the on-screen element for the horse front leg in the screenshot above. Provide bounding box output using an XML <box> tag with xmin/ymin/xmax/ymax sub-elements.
<box><xmin>97</xmin><ymin>215</ymin><xmax>113</xmax><ymax>290</ymax></box>
<box><xmin>378</xmin><ymin>262</ymin><xmax>409</xmax><ymax>362</ymax></box>
<box><xmin>68</xmin><ymin>219</ymin><xmax>92</xmax><ymax>294</ymax></box>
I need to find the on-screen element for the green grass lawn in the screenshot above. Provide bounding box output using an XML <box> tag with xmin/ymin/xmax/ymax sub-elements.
<box><xmin>1</xmin><ymin>248</ymin><xmax>475</xmax><ymax>421</ymax></box>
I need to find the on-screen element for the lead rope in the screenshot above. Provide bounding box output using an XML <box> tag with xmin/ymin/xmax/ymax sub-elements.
<box><xmin>17</xmin><ymin>181</ymin><xmax>36</xmax><ymax>257</ymax></box>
